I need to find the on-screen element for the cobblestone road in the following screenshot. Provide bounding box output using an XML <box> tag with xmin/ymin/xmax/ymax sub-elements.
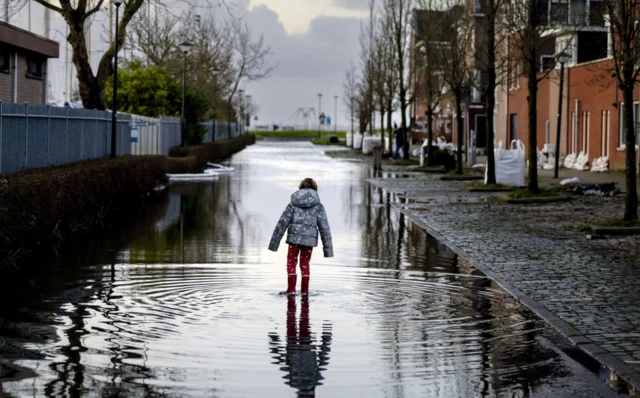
<box><xmin>367</xmin><ymin>170</ymin><xmax>640</xmax><ymax>389</ymax></box>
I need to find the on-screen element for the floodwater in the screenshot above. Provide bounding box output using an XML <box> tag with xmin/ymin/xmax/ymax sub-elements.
<box><xmin>0</xmin><ymin>142</ymin><xmax>627</xmax><ymax>397</ymax></box>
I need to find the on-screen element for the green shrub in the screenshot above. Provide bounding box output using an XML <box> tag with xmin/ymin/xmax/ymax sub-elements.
<box><xmin>429</xmin><ymin>149</ymin><xmax>456</xmax><ymax>170</ymax></box>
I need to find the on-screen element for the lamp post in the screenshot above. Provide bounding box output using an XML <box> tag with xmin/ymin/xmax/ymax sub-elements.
<box><xmin>245</xmin><ymin>95</ymin><xmax>252</xmax><ymax>132</ymax></box>
<box><xmin>334</xmin><ymin>95</ymin><xmax>338</xmax><ymax>133</ymax></box>
<box><xmin>178</xmin><ymin>40</ymin><xmax>193</xmax><ymax>146</ymax></box>
<box><xmin>110</xmin><ymin>0</ymin><xmax>122</xmax><ymax>159</ymax></box>
<box><xmin>237</xmin><ymin>89</ymin><xmax>244</xmax><ymax>137</ymax></box>
<box><xmin>211</xmin><ymin>67</ymin><xmax>220</xmax><ymax>142</ymax></box>
<box><xmin>318</xmin><ymin>93</ymin><xmax>323</xmax><ymax>138</ymax></box>
<box><xmin>553</xmin><ymin>51</ymin><xmax>571</xmax><ymax>178</ymax></box>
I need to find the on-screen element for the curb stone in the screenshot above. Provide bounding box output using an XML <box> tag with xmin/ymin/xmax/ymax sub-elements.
<box><xmin>396</xmin><ymin>205</ymin><xmax>640</xmax><ymax>390</ymax></box>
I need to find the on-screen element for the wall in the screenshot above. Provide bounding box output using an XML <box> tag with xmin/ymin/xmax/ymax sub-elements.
<box><xmin>16</xmin><ymin>53</ymin><xmax>44</xmax><ymax>104</ymax></box>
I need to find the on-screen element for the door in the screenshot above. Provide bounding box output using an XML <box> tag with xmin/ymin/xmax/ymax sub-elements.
<box><xmin>510</xmin><ymin>114</ymin><xmax>518</xmax><ymax>142</ymax></box>
<box><xmin>475</xmin><ymin>115</ymin><xmax>487</xmax><ymax>149</ymax></box>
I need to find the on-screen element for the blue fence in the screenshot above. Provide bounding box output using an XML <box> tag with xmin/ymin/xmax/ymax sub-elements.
<box><xmin>202</xmin><ymin>120</ymin><xmax>246</xmax><ymax>142</ymax></box>
<box><xmin>0</xmin><ymin>102</ymin><xmax>131</xmax><ymax>175</ymax></box>
<box><xmin>0</xmin><ymin>102</ymin><xmax>248</xmax><ymax>175</ymax></box>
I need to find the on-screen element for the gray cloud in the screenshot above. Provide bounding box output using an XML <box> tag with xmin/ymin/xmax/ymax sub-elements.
<box><xmin>242</xmin><ymin>5</ymin><xmax>363</xmax><ymax>125</ymax></box>
<box><xmin>333</xmin><ymin>0</ymin><xmax>371</xmax><ymax>10</ymax></box>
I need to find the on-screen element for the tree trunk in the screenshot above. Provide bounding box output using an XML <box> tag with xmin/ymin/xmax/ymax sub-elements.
<box><xmin>484</xmin><ymin>3</ymin><xmax>497</xmax><ymax>185</ymax></box>
<box><xmin>400</xmin><ymin>92</ymin><xmax>409</xmax><ymax>160</ymax></box>
<box><xmin>622</xmin><ymin>66</ymin><xmax>638</xmax><ymax>224</ymax></box>
<box><xmin>387</xmin><ymin>101</ymin><xmax>393</xmax><ymax>153</ymax></box>
<box><xmin>526</xmin><ymin>57</ymin><xmax>539</xmax><ymax>192</ymax></box>
<box><xmin>455</xmin><ymin>93</ymin><xmax>464</xmax><ymax>174</ymax></box>
<box><xmin>68</xmin><ymin>18</ymin><xmax>105</xmax><ymax>109</ymax></box>
<box><xmin>380</xmin><ymin>107</ymin><xmax>385</xmax><ymax>142</ymax></box>
<box><xmin>427</xmin><ymin>108</ymin><xmax>435</xmax><ymax>166</ymax></box>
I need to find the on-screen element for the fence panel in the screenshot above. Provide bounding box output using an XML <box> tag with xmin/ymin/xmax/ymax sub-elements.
<box><xmin>26</xmin><ymin>105</ymin><xmax>49</xmax><ymax>169</ymax></box>
<box><xmin>1</xmin><ymin>103</ymin><xmax>28</xmax><ymax>174</ymax></box>
<box><xmin>49</xmin><ymin>107</ymin><xmax>69</xmax><ymax>166</ymax></box>
<box><xmin>0</xmin><ymin>103</ymin><xmax>244</xmax><ymax>174</ymax></box>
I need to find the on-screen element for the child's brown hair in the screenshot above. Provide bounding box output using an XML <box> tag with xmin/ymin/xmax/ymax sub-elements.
<box><xmin>299</xmin><ymin>178</ymin><xmax>318</xmax><ymax>191</ymax></box>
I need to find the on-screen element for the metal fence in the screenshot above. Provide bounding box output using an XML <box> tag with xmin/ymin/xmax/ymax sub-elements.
<box><xmin>0</xmin><ymin>102</ymin><xmax>131</xmax><ymax>175</ymax></box>
<box><xmin>0</xmin><ymin>101</ymin><xmax>247</xmax><ymax>175</ymax></box>
<box><xmin>129</xmin><ymin>114</ymin><xmax>181</xmax><ymax>156</ymax></box>
<box><xmin>202</xmin><ymin>120</ymin><xmax>245</xmax><ymax>142</ymax></box>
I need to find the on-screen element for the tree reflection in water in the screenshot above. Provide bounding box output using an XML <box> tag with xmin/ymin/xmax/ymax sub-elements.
<box><xmin>268</xmin><ymin>296</ymin><xmax>332</xmax><ymax>397</ymax></box>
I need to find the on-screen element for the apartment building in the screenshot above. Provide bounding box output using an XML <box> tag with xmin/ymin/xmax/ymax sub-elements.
<box><xmin>0</xmin><ymin>20</ymin><xmax>59</xmax><ymax>105</ymax></box>
<box><xmin>414</xmin><ymin>0</ymin><xmax>634</xmax><ymax>169</ymax></box>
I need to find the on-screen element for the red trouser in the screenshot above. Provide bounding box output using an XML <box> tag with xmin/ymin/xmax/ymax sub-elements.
<box><xmin>287</xmin><ymin>245</ymin><xmax>313</xmax><ymax>276</ymax></box>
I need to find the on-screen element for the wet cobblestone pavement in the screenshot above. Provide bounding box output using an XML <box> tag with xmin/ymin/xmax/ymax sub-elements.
<box><xmin>366</xmin><ymin>167</ymin><xmax>640</xmax><ymax>389</ymax></box>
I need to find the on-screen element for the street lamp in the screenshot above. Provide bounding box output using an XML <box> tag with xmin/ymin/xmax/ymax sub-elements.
<box><xmin>318</xmin><ymin>93</ymin><xmax>323</xmax><ymax>138</ymax></box>
<box><xmin>110</xmin><ymin>0</ymin><xmax>123</xmax><ymax>159</ymax></box>
<box><xmin>211</xmin><ymin>67</ymin><xmax>220</xmax><ymax>142</ymax></box>
<box><xmin>334</xmin><ymin>95</ymin><xmax>338</xmax><ymax>133</ymax></box>
<box><xmin>245</xmin><ymin>95</ymin><xmax>252</xmax><ymax>131</ymax></box>
<box><xmin>553</xmin><ymin>50</ymin><xmax>571</xmax><ymax>178</ymax></box>
<box><xmin>237</xmin><ymin>89</ymin><xmax>245</xmax><ymax>136</ymax></box>
<box><xmin>178</xmin><ymin>40</ymin><xmax>193</xmax><ymax>146</ymax></box>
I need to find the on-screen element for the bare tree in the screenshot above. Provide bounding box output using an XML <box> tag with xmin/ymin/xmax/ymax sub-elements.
<box><xmin>504</xmin><ymin>0</ymin><xmax>578</xmax><ymax>191</ymax></box>
<box><xmin>382</xmin><ymin>0</ymin><xmax>413</xmax><ymax>159</ymax></box>
<box><xmin>412</xmin><ymin>5</ymin><xmax>446</xmax><ymax>165</ymax></box>
<box><xmin>602</xmin><ymin>0</ymin><xmax>639</xmax><ymax>223</ymax></box>
<box><xmin>357</xmin><ymin>5</ymin><xmax>376</xmax><ymax>134</ymax></box>
<box><xmin>476</xmin><ymin>0</ymin><xmax>509</xmax><ymax>184</ymax></box>
<box><xmin>224</xmin><ymin>18</ymin><xmax>275</xmax><ymax>131</ymax></box>
<box><xmin>29</xmin><ymin>0</ymin><xmax>147</xmax><ymax>109</ymax></box>
<box><xmin>343</xmin><ymin>62</ymin><xmax>359</xmax><ymax>138</ymax></box>
<box><xmin>437</xmin><ymin>2</ymin><xmax>474</xmax><ymax>174</ymax></box>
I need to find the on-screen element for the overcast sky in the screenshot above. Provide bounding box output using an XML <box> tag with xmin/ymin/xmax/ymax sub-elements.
<box><xmin>9</xmin><ymin>0</ymin><xmax>371</xmax><ymax>129</ymax></box>
<box><xmin>239</xmin><ymin>0</ymin><xmax>368</xmax><ymax>128</ymax></box>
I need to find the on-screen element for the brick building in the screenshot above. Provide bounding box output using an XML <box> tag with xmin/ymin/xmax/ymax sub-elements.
<box><xmin>413</xmin><ymin>0</ymin><xmax>638</xmax><ymax>170</ymax></box>
<box><xmin>0</xmin><ymin>21</ymin><xmax>59</xmax><ymax>105</ymax></box>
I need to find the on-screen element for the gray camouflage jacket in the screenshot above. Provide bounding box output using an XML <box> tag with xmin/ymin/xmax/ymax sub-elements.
<box><xmin>268</xmin><ymin>189</ymin><xmax>334</xmax><ymax>257</ymax></box>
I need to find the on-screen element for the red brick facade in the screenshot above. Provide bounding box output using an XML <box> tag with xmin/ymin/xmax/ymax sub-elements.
<box><xmin>506</xmin><ymin>58</ymin><xmax>638</xmax><ymax>170</ymax></box>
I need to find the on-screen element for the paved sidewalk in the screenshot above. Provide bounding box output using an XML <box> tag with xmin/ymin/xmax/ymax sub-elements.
<box><xmin>367</xmin><ymin>171</ymin><xmax>640</xmax><ymax>389</ymax></box>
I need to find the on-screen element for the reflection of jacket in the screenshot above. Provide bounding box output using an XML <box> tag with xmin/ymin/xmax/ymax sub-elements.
<box><xmin>269</xmin><ymin>297</ymin><xmax>333</xmax><ymax>396</ymax></box>
<box><xmin>268</xmin><ymin>189</ymin><xmax>333</xmax><ymax>257</ymax></box>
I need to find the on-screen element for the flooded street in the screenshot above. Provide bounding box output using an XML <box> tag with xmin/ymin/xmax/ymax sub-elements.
<box><xmin>0</xmin><ymin>142</ymin><xmax>622</xmax><ymax>397</ymax></box>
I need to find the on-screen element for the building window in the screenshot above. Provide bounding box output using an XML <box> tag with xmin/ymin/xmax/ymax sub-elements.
<box><xmin>581</xmin><ymin>111</ymin><xmax>590</xmax><ymax>154</ymax></box>
<box><xmin>589</xmin><ymin>0</ymin><xmax>606</xmax><ymax>26</ymax></box>
<box><xmin>0</xmin><ymin>51</ymin><xmax>9</xmax><ymax>74</ymax></box>
<box><xmin>26</xmin><ymin>58</ymin><xmax>42</xmax><ymax>79</ymax></box>
<box><xmin>618</xmin><ymin>103</ymin><xmax>638</xmax><ymax>148</ymax></box>
<box><xmin>550</xmin><ymin>0</ymin><xmax>569</xmax><ymax>25</ymax></box>
<box><xmin>601</xmin><ymin>110</ymin><xmax>610</xmax><ymax>157</ymax></box>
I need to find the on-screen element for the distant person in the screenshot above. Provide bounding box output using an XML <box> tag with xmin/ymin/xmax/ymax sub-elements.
<box><xmin>392</xmin><ymin>122</ymin><xmax>407</xmax><ymax>160</ymax></box>
<box><xmin>269</xmin><ymin>178</ymin><xmax>333</xmax><ymax>295</ymax></box>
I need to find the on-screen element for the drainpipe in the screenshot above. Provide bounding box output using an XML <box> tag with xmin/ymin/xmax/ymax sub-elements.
<box><xmin>12</xmin><ymin>52</ymin><xmax>17</xmax><ymax>102</ymax></box>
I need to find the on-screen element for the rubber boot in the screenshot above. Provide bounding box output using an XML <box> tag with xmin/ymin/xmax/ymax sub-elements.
<box><xmin>281</xmin><ymin>274</ymin><xmax>297</xmax><ymax>295</ymax></box>
<box><xmin>301</xmin><ymin>276</ymin><xmax>310</xmax><ymax>295</ymax></box>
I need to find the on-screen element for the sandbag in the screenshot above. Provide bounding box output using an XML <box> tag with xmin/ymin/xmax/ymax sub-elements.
<box><xmin>485</xmin><ymin>139</ymin><xmax>525</xmax><ymax>186</ymax></box>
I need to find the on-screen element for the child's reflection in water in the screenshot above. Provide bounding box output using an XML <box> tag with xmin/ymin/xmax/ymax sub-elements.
<box><xmin>268</xmin><ymin>296</ymin><xmax>332</xmax><ymax>397</ymax></box>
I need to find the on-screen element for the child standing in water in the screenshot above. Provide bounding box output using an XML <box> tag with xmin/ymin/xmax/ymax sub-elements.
<box><xmin>269</xmin><ymin>178</ymin><xmax>333</xmax><ymax>295</ymax></box>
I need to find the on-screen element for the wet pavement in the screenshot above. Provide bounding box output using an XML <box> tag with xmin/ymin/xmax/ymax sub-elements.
<box><xmin>0</xmin><ymin>142</ymin><xmax>629</xmax><ymax>397</ymax></box>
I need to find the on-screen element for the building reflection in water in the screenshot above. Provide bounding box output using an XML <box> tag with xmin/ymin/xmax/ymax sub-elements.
<box><xmin>268</xmin><ymin>297</ymin><xmax>332</xmax><ymax>397</ymax></box>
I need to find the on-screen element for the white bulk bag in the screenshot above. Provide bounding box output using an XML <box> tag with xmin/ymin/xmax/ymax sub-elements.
<box><xmin>346</xmin><ymin>132</ymin><xmax>353</xmax><ymax>147</ymax></box>
<box><xmin>485</xmin><ymin>139</ymin><xmax>525</xmax><ymax>186</ymax></box>
<box><xmin>353</xmin><ymin>133</ymin><xmax>364</xmax><ymax>149</ymax></box>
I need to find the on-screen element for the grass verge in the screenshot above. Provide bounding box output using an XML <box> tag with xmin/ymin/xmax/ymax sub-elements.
<box><xmin>507</xmin><ymin>188</ymin><xmax>563</xmax><ymax>199</ymax></box>
<box><xmin>255</xmin><ymin>130</ymin><xmax>346</xmax><ymax>139</ymax></box>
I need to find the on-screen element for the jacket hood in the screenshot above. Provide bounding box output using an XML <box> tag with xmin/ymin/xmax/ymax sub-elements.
<box><xmin>291</xmin><ymin>189</ymin><xmax>320</xmax><ymax>208</ymax></box>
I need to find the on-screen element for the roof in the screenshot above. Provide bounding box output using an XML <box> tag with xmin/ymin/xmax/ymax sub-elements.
<box><xmin>0</xmin><ymin>21</ymin><xmax>59</xmax><ymax>58</ymax></box>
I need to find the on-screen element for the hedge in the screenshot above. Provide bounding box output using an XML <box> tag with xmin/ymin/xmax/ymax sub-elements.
<box><xmin>169</xmin><ymin>134</ymin><xmax>256</xmax><ymax>169</ymax></box>
<box><xmin>0</xmin><ymin>156</ymin><xmax>168</xmax><ymax>274</ymax></box>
